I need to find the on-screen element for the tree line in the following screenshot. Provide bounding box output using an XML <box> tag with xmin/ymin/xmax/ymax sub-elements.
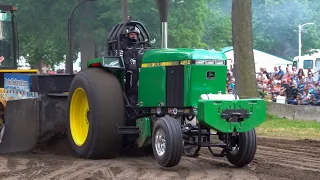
<box><xmin>5</xmin><ymin>0</ymin><xmax>320</xmax><ymax>69</ymax></box>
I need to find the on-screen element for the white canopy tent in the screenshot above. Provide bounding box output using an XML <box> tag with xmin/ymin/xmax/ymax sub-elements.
<box><xmin>223</xmin><ymin>48</ymin><xmax>292</xmax><ymax>73</ymax></box>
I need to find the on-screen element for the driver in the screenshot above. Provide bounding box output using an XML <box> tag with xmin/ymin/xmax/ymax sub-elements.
<box><xmin>120</xmin><ymin>26</ymin><xmax>141</xmax><ymax>104</ymax></box>
<box><xmin>121</xmin><ymin>26</ymin><xmax>140</xmax><ymax>63</ymax></box>
<box><xmin>126</xmin><ymin>26</ymin><xmax>140</xmax><ymax>47</ymax></box>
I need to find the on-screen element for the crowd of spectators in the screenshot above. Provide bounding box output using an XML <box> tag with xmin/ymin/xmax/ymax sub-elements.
<box><xmin>226</xmin><ymin>66</ymin><xmax>320</xmax><ymax>106</ymax></box>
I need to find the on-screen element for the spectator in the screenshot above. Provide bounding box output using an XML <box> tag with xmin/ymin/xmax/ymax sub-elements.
<box><xmin>281</xmin><ymin>79</ymin><xmax>289</xmax><ymax>92</ymax></box>
<box><xmin>289</xmin><ymin>76</ymin><xmax>297</xmax><ymax>87</ymax></box>
<box><xmin>304</xmin><ymin>82</ymin><xmax>314</xmax><ymax>95</ymax></box>
<box><xmin>282</xmin><ymin>68</ymin><xmax>292</xmax><ymax>81</ymax></box>
<box><xmin>292</xmin><ymin>66</ymin><xmax>298</xmax><ymax>76</ymax></box>
<box><xmin>306</xmin><ymin>71</ymin><xmax>315</xmax><ymax>84</ymax></box>
<box><xmin>309</xmin><ymin>95</ymin><xmax>316</xmax><ymax>105</ymax></box>
<box><xmin>228</xmin><ymin>78</ymin><xmax>235</xmax><ymax>90</ymax></box>
<box><xmin>298</xmin><ymin>68</ymin><xmax>305</xmax><ymax>77</ymax></box>
<box><xmin>297</xmin><ymin>73</ymin><xmax>305</xmax><ymax>89</ymax></box>
<box><xmin>314</xmin><ymin>82</ymin><xmax>320</xmax><ymax>98</ymax></box>
<box><xmin>273</xmin><ymin>81</ymin><xmax>281</xmax><ymax>95</ymax></box>
<box><xmin>307</xmin><ymin>69</ymin><xmax>313</xmax><ymax>77</ymax></box>
<box><xmin>291</xmin><ymin>94</ymin><xmax>302</xmax><ymax>105</ymax></box>
<box><xmin>257</xmin><ymin>71</ymin><xmax>264</xmax><ymax>80</ymax></box>
<box><xmin>317</xmin><ymin>71</ymin><xmax>320</xmax><ymax>82</ymax></box>
<box><xmin>234</xmin><ymin>66</ymin><xmax>320</xmax><ymax>106</ymax></box>
<box><xmin>301</xmin><ymin>89</ymin><xmax>311</xmax><ymax>105</ymax></box>
<box><xmin>260</xmin><ymin>68</ymin><xmax>270</xmax><ymax>79</ymax></box>
<box><xmin>284</xmin><ymin>83</ymin><xmax>299</xmax><ymax>104</ymax></box>
<box><xmin>271</xmin><ymin>66</ymin><xmax>278</xmax><ymax>79</ymax></box>
<box><xmin>276</xmin><ymin>66</ymin><xmax>284</xmax><ymax>80</ymax></box>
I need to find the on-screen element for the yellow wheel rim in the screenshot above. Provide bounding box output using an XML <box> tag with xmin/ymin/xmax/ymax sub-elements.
<box><xmin>70</xmin><ymin>88</ymin><xmax>90</xmax><ymax>146</ymax></box>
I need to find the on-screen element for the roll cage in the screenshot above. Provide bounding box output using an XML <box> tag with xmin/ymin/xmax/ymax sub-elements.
<box><xmin>107</xmin><ymin>19</ymin><xmax>151</xmax><ymax>56</ymax></box>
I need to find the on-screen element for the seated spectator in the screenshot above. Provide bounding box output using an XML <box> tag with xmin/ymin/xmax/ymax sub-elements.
<box><xmin>301</xmin><ymin>89</ymin><xmax>311</xmax><ymax>104</ymax></box>
<box><xmin>291</xmin><ymin>94</ymin><xmax>302</xmax><ymax>105</ymax></box>
<box><xmin>271</xmin><ymin>93</ymin><xmax>277</xmax><ymax>102</ymax></box>
<box><xmin>289</xmin><ymin>76</ymin><xmax>297</xmax><ymax>87</ymax></box>
<box><xmin>257</xmin><ymin>71</ymin><xmax>263</xmax><ymax>79</ymax></box>
<box><xmin>297</xmin><ymin>76</ymin><xmax>306</xmax><ymax>92</ymax></box>
<box><xmin>258</xmin><ymin>80</ymin><xmax>264</xmax><ymax>90</ymax></box>
<box><xmin>292</xmin><ymin>66</ymin><xmax>298</xmax><ymax>76</ymax></box>
<box><xmin>260</xmin><ymin>68</ymin><xmax>270</xmax><ymax>79</ymax></box>
<box><xmin>228</xmin><ymin>78</ymin><xmax>235</xmax><ymax>90</ymax></box>
<box><xmin>309</xmin><ymin>94</ymin><xmax>316</xmax><ymax>106</ymax></box>
<box><xmin>279</xmin><ymin>79</ymin><xmax>289</xmax><ymax>95</ymax></box>
<box><xmin>227</xmin><ymin>88</ymin><xmax>234</xmax><ymax>94</ymax></box>
<box><xmin>285</xmin><ymin>83</ymin><xmax>299</xmax><ymax>104</ymax></box>
<box><xmin>317</xmin><ymin>71</ymin><xmax>320</xmax><ymax>82</ymax></box>
<box><xmin>281</xmin><ymin>79</ymin><xmax>289</xmax><ymax>88</ymax></box>
<box><xmin>305</xmin><ymin>71</ymin><xmax>315</xmax><ymax>84</ymax></box>
<box><xmin>282</xmin><ymin>71</ymin><xmax>292</xmax><ymax>82</ymax></box>
<box><xmin>273</xmin><ymin>81</ymin><xmax>281</xmax><ymax>95</ymax></box>
<box><xmin>266</xmin><ymin>83</ymin><xmax>273</xmax><ymax>94</ymax></box>
<box><xmin>307</xmin><ymin>69</ymin><xmax>313</xmax><ymax>77</ymax></box>
<box><xmin>314</xmin><ymin>91</ymin><xmax>320</xmax><ymax>106</ymax></box>
<box><xmin>304</xmin><ymin>81</ymin><xmax>314</xmax><ymax>94</ymax></box>
<box><xmin>314</xmin><ymin>82</ymin><xmax>320</xmax><ymax>99</ymax></box>
<box><xmin>298</xmin><ymin>68</ymin><xmax>305</xmax><ymax>77</ymax></box>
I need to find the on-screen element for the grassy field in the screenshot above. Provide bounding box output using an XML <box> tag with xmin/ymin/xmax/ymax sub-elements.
<box><xmin>256</xmin><ymin>114</ymin><xmax>320</xmax><ymax>140</ymax></box>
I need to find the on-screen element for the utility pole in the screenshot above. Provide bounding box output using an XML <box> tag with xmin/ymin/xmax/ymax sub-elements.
<box><xmin>67</xmin><ymin>0</ymin><xmax>95</xmax><ymax>74</ymax></box>
<box><xmin>298</xmin><ymin>22</ymin><xmax>315</xmax><ymax>57</ymax></box>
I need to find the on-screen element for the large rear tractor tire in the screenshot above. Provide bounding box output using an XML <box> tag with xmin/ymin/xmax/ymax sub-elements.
<box><xmin>67</xmin><ymin>67</ymin><xmax>125</xmax><ymax>159</ymax></box>
<box><xmin>152</xmin><ymin>116</ymin><xmax>183</xmax><ymax>167</ymax></box>
<box><xmin>226</xmin><ymin>128</ymin><xmax>257</xmax><ymax>167</ymax></box>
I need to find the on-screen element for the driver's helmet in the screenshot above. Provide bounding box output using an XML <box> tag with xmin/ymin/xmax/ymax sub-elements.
<box><xmin>126</xmin><ymin>26</ymin><xmax>140</xmax><ymax>43</ymax></box>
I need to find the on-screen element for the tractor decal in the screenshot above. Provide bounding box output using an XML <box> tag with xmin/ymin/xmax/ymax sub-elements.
<box><xmin>141</xmin><ymin>60</ymin><xmax>191</xmax><ymax>67</ymax></box>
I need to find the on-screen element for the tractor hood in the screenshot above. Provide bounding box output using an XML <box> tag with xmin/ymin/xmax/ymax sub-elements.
<box><xmin>141</xmin><ymin>48</ymin><xmax>227</xmax><ymax>63</ymax></box>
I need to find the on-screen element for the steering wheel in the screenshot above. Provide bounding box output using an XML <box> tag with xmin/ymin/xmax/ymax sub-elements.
<box><xmin>130</xmin><ymin>41</ymin><xmax>152</xmax><ymax>59</ymax></box>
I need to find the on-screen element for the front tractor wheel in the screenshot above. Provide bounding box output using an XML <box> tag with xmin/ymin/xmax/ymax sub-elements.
<box><xmin>226</xmin><ymin>128</ymin><xmax>257</xmax><ymax>167</ymax></box>
<box><xmin>67</xmin><ymin>67</ymin><xmax>125</xmax><ymax>159</ymax></box>
<box><xmin>152</xmin><ymin>116</ymin><xmax>183</xmax><ymax>167</ymax></box>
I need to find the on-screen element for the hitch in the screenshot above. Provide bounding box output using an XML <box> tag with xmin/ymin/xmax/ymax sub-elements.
<box><xmin>221</xmin><ymin>109</ymin><xmax>249</xmax><ymax>122</ymax></box>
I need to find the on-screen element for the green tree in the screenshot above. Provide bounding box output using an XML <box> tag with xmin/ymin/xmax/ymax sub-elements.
<box><xmin>252</xmin><ymin>0</ymin><xmax>320</xmax><ymax>60</ymax></box>
<box><xmin>167</xmin><ymin>0</ymin><xmax>209</xmax><ymax>48</ymax></box>
<box><xmin>129</xmin><ymin>0</ymin><xmax>211</xmax><ymax>48</ymax></box>
<box><xmin>202</xmin><ymin>0</ymin><xmax>232</xmax><ymax>50</ymax></box>
<box><xmin>211</xmin><ymin>0</ymin><xmax>320</xmax><ymax>60</ymax></box>
<box><xmin>7</xmin><ymin>0</ymin><xmax>75</xmax><ymax>71</ymax></box>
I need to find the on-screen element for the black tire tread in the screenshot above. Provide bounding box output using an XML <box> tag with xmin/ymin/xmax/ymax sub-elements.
<box><xmin>152</xmin><ymin>116</ymin><xmax>182</xmax><ymax>167</ymax></box>
<box><xmin>67</xmin><ymin>67</ymin><xmax>125</xmax><ymax>159</ymax></box>
<box><xmin>226</xmin><ymin>128</ymin><xmax>257</xmax><ymax>167</ymax></box>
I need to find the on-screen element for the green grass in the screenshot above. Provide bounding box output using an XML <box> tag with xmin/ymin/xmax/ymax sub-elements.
<box><xmin>256</xmin><ymin>114</ymin><xmax>320</xmax><ymax>140</ymax></box>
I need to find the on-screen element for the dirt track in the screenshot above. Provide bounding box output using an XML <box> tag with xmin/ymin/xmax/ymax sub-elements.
<box><xmin>0</xmin><ymin>137</ymin><xmax>319</xmax><ymax>180</ymax></box>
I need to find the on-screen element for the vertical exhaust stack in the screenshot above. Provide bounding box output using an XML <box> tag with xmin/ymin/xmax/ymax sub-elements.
<box><xmin>121</xmin><ymin>0</ymin><xmax>128</xmax><ymax>23</ymax></box>
<box><xmin>156</xmin><ymin>0</ymin><xmax>169</xmax><ymax>49</ymax></box>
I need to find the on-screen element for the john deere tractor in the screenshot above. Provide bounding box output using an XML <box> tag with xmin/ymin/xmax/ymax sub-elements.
<box><xmin>66</xmin><ymin>0</ymin><xmax>266</xmax><ymax>167</ymax></box>
<box><xmin>0</xmin><ymin>0</ymin><xmax>265</xmax><ymax>168</ymax></box>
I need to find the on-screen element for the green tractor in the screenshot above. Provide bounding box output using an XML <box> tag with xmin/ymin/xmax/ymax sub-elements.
<box><xmin>66</xmin><ymin>0</ymin><xmax>266</xmax><ymax>168</ymax></box>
